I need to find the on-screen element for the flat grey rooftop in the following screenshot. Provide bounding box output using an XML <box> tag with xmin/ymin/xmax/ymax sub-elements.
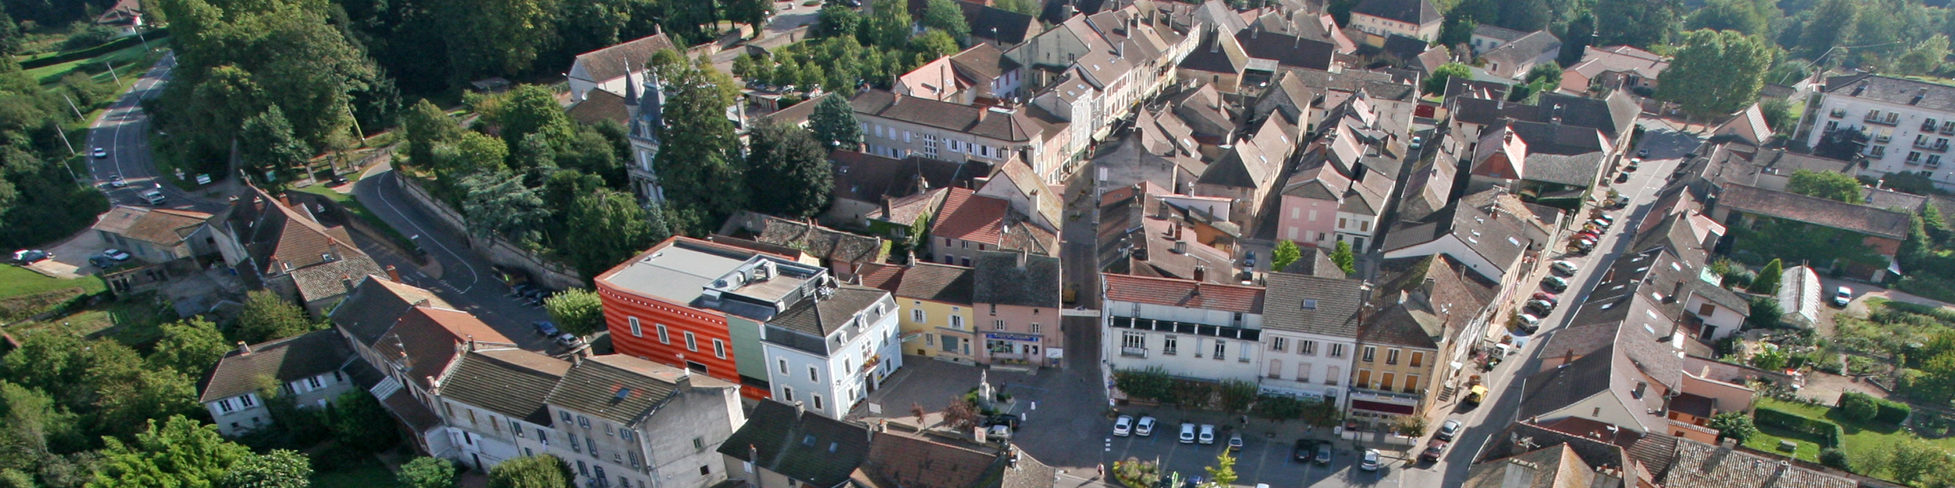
<box><xmin>601</xmin><ymin>244</ymin><xmax>752</xmax><ymax>303</ymax></box>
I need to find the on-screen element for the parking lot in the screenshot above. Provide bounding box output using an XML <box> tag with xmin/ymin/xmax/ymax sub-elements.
<box><xmin>1100</xmin><ymin>408</ymin><xmax>1407</xmax><ymax>488</ymax></box>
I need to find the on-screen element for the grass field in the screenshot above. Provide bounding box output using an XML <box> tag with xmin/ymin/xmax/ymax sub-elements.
<box><xmin>0</xmin><ymin>264</ymin><xmax>107</xmax><ymax>299</ymax></box>
<box><xmin>23</xmin><ymin>42</ymin><xmax>159</xmax><ymax>86</ymax></box>
<box><xmin>1752</xmin><ymin>397</ymin><xmax>1955</xmax><ymax>480</ymax></box>
<box><xmin>6</xmin><ymin>294</ymin><xmax>173</xmax><ymax>346</ymax></box>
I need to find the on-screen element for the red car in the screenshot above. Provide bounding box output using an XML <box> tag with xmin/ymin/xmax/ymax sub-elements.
<box><xmin>1420</xmin><ymin>439</ymin><xmax>1450</xmax><ymax>462</ymax></box>
<box><xmin>1533</xmin><ymin>291</ymin><xmax>1559</xmax><ymax>305</ymax></box>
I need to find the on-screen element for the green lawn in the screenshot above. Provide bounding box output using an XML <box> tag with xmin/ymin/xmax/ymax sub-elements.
<box><xmin>1755</xmin><ymin>397</ymin><xmax>1955</xmax><ymax>481</ymax></box>
<box><xmin>23</xmin><ymin>42</ymin><xmax>159</xmax><ymax>86</ymax></box>
<box><xmin>1744</xmin><ymin>423</ymin><xmax>1825</xmax><ymax>462</ymax></box>
<box><xmin>7</xmin><ymin>295</ymin><xmax>173</xmax><ymax>346</ymax></box>
<box><xmin>310</xmin><ymin>460</ymin><xmax>395</xmax><ymax>488</ymax></box>
<box><xmin>294</xmin><ymin>183</ymin><xmax>417</xmax><ymax>253</ymax></box>
<box><xmin>0</xmin><ymin>265</ymin><xmax>107</xmax><ymax>299</ymax></box>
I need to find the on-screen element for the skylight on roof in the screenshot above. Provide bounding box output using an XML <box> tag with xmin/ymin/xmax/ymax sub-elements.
<box><xmin>802</xmin><ymin>435</ymin><xmax>817</xmax><ymax>446</ymax></box>
<box><xmin>1303</xmin><ymin>299</ymin><xmax>1318</xmax><ymax>310</ymax></box>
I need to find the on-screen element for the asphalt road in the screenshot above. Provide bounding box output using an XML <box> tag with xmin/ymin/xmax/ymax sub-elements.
<box><xmin>1398</xmin><ymin>123</ymin><xmax>1702</xmax><ymax>485</ymax></box>
<box><xmin>82</xmin><ymin>51</ymin><xmax>224</xmax><ymax>213</ymax></box>
<box><xmin>352</xmin><ymin>162</ymin><xmax>557</xmax><ymax>350</ymax></box>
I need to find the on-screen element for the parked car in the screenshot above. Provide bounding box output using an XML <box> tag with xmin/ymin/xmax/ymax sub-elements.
<box><xmin>1533</xmin><ymin>291</ymin><xmax>1559</xmax><ymax>305</ymax></box>
<box><xmin>1541</xmin><ymin>276</ymin><xmax>1568</xmax><ymax>292</ymax></box>
<box><xmin>1551</xmin><ymin>260</ymin><xmax>1580</xmax><ymax>276</ymax></box>
<box><xmin>1409</xmin><ymin>136</ymin><xmax>1424</xmax><ymax>150</ymax></box>
<box><xmin>1359</xmin><ymin>449</ymin><xmax>1381</xmax><ymax>471</ymax></box>
<box><xmin>1833</xmin><ymin>286</ymin><xmax>1853</xmax><ymax>307</ymax></box>
<box><xmin>1315</xmin><ymin>443</ymin><xmax>1332</xmax><ymax>465</ymax></box>
<box><xmin>1113</xmin><ymin>415</ymin><xmax>1133</xmax><ymax>437</ymax></box>
<box><xmin>555</xmin><ymin>333</ymin><xmax>582</xmax><ymax>347</ymax></box>
<box><xmin>1590</xmin><ymin>218</ymin><xmax>1612</xmax><ymax>229</ymax></box>
<box><xmin>92</xmin><ymin>147</ymin><xmax>107</xmax><ymax>159</ymax></box>
<box><xmin>1243</xmin><ymin>251</ymin><xmax>1257</xmax><ymax>268</ymax></box>
<box><xmin>1615</xmin><ymin>172</ymin><xmax>1631</xmax><ymax>183</ymax></box>
<box><xmin>1420</xmin><ymin>439</ymin><xmax>1450</xmax><ymax>462</ymax></box>
<box><xmin>102</xmin><ymin>248</ymin><xmax>131</xmax><ymax>261</ymax></box>
<box><xmin>1517</xmin><ymin>313</ymin><xmax>1542</xmax><ymax>333</ymax></box>
<box><xmin>1625</xmin><ymin>158</ymin><xmax>1641</xmax><ymax>172</ymax></box>
<box><xmin>1638</xmin><ymin>148</ymin><xmax>1650</xmax><ymax>158</ymax></box>
<box><xmin>1525</xmin><ymin>299</ymin><xmax>1555</xmax><ymax>316</ymax></box>
<box><xmin>1292</xmin><ymin>439</ymin><xmax>1318</xmax><ymax>462</ymax></box>
<box><xmin>109</xmin><ymin>175</ymin><xmax>127</xmax><ymax>188</ymax></box>
<box><xmin>88</xmin><ymin>255</ymin><xmax>115</xmax><ymax>269</ymax></box>
<box><xmin>140</xmin><ymin>189</ymin><xmax>166</xmax><ymax>205</ymax></box>
<box><xmin>1437</xmin><ymin>420</ymin><xmax>1462</xmax><ymax>442</ymax></box>
<box><xmin>984</xmin><ymin>414</ymin><xmax>1022</xmax><ymax>430</ymax></box>
<box><xmin>1227</xmin><ymin>433</ymin><xmax>1243</xmax><ymax>452</ymax></box>
<box><xmin>1135</xmin><ymin>416</ymin><xmax>1156</xmax><ymax>436</ymax></box>
<box><xmin>532</xmin><ymin>320</ymin><xmax>560</xmax><ymax>336</ymax></box>
<box><xmin>11</xmin><ymin>249</ymin><xmax>49</xmax><ymax>263</ymax></box>
<box><xmin>1179</xmin><ymin>423</ymin><xmax>1197</xmax><ymax>444</ymax></box>
<box><xmin>1197</xmin><ymin>424</ymin><xmax>1216</xmax><ymax>445</ymax></box>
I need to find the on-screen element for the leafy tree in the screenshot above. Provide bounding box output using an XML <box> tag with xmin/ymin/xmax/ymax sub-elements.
<box><xmin>149</xmin><ymin>317</ymin><xmax>232</xmax><ymax>377</ymax></box>
<box><xmin>329</xmin><ymin>391</ymin><xmax>400</xmax><ymax>452</ymax></box>
<box><xmin>1819</xmin><ymin>448</ymin><xmax>1852</xmax><ymax>471</ymax></box>
<box><xmin>1113</xmin><ymin>367</ymin><xmax>1175</xmax><ymax>401</ymax></box>
<box><xmin>398</xmin><ymin>457</ymin><xmax>458</xmax><ymax>488</ymax></box>
<box><xmin>1558</xmin><ymin>12</ymin><xmax>1595</xmax><ymax>67</ymax></box>
<box><xmin>1750</xmin><ymin>259</ymin><xmax>1783</xmax><ymax>295</ymax></box>
<box><xmin>649</xmin><ymin>50</ymin><xmax>748</xmax><ymax>234</ymax></box>
<box><xmin>942</xmin><ymin>396</ymin><xmax>981</xmax><ymax>431</ymax></box>
<box><xmin>562</xmin><ymin>189</ymin><xmax>669</xmax><ymax>279</ymax></box>
<box><xmin>1656</xmin><ymin>30</ymin><xmax>1772</xmax><ymax>119</ymax></box>
<box><xmin>1331</xmin><ymin>241</ymin><xmax>1356</xmax><ymax>276</ymax></box>
<box><xmin>1874</xmin><ymin>438</ymin><xmax>1950</xmax><ymax>485</ymax></box>
<box><xmin>727</xmin><ymin>0</ymin><xmax>775</xmax><ymax>36</ymax></box>
<box><xmin>544</xmin><ymin>289</ymin><xmax>607</xmax><ymax>337</ymax></box>
<box><xmin>1423</xmin><ymin>63</ymin><xmax>1471</xmax><ymax>95</ymax></box>
<box><xmin>810</xmin><ymin>94</ymin><xmax>865</xmax><ymax>151</ymax></box>
<box><xmin>910</xmin><ymin>29</ymin><xmax>960</xmax><ymax>62</ymax></box>
<box><xmin>219</xmin><ymin>449</ymin><xmax>313</xmax><ymax>488</ymax></box>
<box><xmin>239</xmin><ymin>106</ymin><xmax>314</xmax><ymax>188</ymax></box>
<box><xmin>486</xmin><ymin>85</ymin><xmax>576</xmax><ymax>156</ymax></box>
<box><xmin>1688</xmin><ymin>0</ymin><xmax>1772</xmax><ymax>37</ymax></box>
<box><xmin>1201</xmin><ymin>450</ymin><xmax>1238</xmax><ymax>488</ymax></box>
<box><xmin>922</xmin><ymin>0</ymin><xmax>971</xmax><ymax>43</ymax></box>
<box><xmin>1758</xmin><ymin>98</ymin><xmax>1792</xmax><ymax>134</ymax></box>
<box><xmin>434</xmin><ymin>0</ymin><xmax>561</xmax><ymax>78</ymax></box>
<box><xmin>1916</xmin><ymin>351</ymin><xmax>1955</xmax><ymax>404</ymax></box>
<box><xmin>1437</xmin><ymin>16</ymin><xmax>1477</xmax><ymax>49</ymax></box>
<box><xmin>1799</xmin><ymin>0</ymin><xmax>1858</xmax><ymax>58</ymax></box>
<box><xmin>813</xmin><ymin>4</ymin><xmax>860</xmax><ymax>39</ymax></box>
<box><xmin>1750</xmin><ymin>345</ymin><xmax>1788</xmax><ymax>370</ymax></box>
<box><xmin>745</xmin><ymin>122</ymin><xmax>834</xmax><ymax>217</ymax></box>
<box><xmin>236</xmin><ymin>290</ymin><xmax>322</xmax><ymax>344</ymax></box>
<box><xmin>488</xmin><ymin>455</ymin><xmax>575</xmax><ymax>488</ymax></box>
<box><xmin>1746</xmin><ymin>295</ymin><xmax>1784</xmax><ymax>329</ymax></box>
<box><xmin>1594</xmin><ymin>0</ymin><xmax>1679</xmax><ymax>48</ymax></box>
<box><xmin>0</xmin><ymin>469</ymin><xmax>30</xmax><ymax>488</ymax></box>
<box><xmin>994</xmin><ymin>0</ymin><xmax>1039</xmax><ymax>15</ymax></box>
<box><xmin>1270</xmin><ymin>240</ymin><xmax>1301</xmax><ymax>272</ymax></box>
<box><xmin>1708</xmin><ymin>411</ymin><xmax>1757</xmax><ymax>444</ymax></box>
<box><xmin>402</xmin><ymin>99</ymin><xmax>462</xmax><ymax>169</ymax></box>
<box><xmin>0</xmin><ymin>381</ymin><xmax>86</xmax><ymax>473</ymax></box>
<box><xmin>93</xmin><ymin>416</ymin><xmax>252</xmax><ymax>488</ymax></box>
<box><xmin>83</xmin><ymin>347</ymin><xmax>200</xmax><ymax>441</ymax></box>
<box><xmin>1786</xmin><ymin>169</ymin><xmax>1863</xmax><ymax>202</ymax></box>
<box><xmin>1895</xmin><ymin>34</ymin><xmax>1951</xmax><ymax>76</ymax></box>
<box><xmin>0</xmin><ymin>9</ymin><xmax>18</xmax><ymax>55</ymax></box>
<box><xmin>460</xmin><ymin>170</ymin><xmax>550</xmax><ymax>250</ymax></box>
<box><xmin>435</xmin><ymin>132</ymin><xmax>514</xmax><ymax>182</ymax></box>
<box><xmin>866</xmin><ymin>0</ymin><xmax>914</xmax><ymax>49</ymax></box>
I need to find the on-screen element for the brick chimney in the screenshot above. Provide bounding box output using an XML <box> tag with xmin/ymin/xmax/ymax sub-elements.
<box><xmin>236</xmin><ymin>341</ymin><xmax>252</xmax><ymax>354</ymax></box>
<box><xmin>386</xmin><ymin>265</ymin><xmax>401</xmax><ymax>283</ymax></box>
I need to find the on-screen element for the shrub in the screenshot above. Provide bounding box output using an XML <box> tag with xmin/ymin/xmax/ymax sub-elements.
<box><xmin>1820</xmin><ymin>448</ymin><xmax>1851</xmax><ymax>471</ymax></box>
<box><xmin>1754</xmin><ymin>407</ymin><xmax>1842</xmax><ymax>447</ymax></box>
<box><xmin>1875</xmin><ymin>398</ymin><xmax>1912</xmax><ymax>426</ymax></box>
<box><xmin>1838</xmin><ymin>392</ymin><xmax>1879</xmax><ymax>422</ymax></box>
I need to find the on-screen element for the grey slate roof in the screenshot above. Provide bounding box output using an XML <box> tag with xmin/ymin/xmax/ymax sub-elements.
<box><xmin>1824</xmin><ymin>73</ymin><xmax>1955</xmax><ymax>112</ymax></box>
<box><xmin>718</xmin><ymin>400</ymin><xmax>873</xmax><ymax>488</ymax></box>
<box><xmin>200</xmin><ymin>330</ymin><xmax>351</xmax><ymax>403</ymax></box>
<box><xmin>329</xmin><ymin>276</ymin><xmax>452</xmax><ymax>346</ymax></box>
<box><xmin>1179</xmin><ymin>29</ymin><xmax>1250</xmax><ymax>75</ymax></box>
<box><xmin>1716</xmin><ymin>183</ymin><xmax>1912</xmax><ymax>240</ymax></box>
<box><xmin>1481</xmin><ymin>31</ymin><xmax>1560</xmax><ymax>71</ymax></box>
<box><xmin>851</xmin><ymin>90</ymin><xmax>1042</xmax><ymax>142</ymax></box>
<box><xmin>1350</xmin><ymin>0</ymin><xmax>1441</xmax><ymax>25</ymax></box>
<box><xmin>770</xmin><ymin>285</ymin><xmax>892</xmax><ymax>338</ymax></box>
<box><xmin>896</xmin><ymin>263</ymin><xmax>976</xmax><ymax>305</ymax></box>
<box><xmin>437</xmin><ymin>348</ymin><xmax>569</xmax><ymax>425</ymax></box>
<box><xmin>1261</xmin><ymin>272</ymin><xmax>1365</xmax><ymax>337</ymax></box>
<box><xmin>962</xmin><ymin>2</ymin><xmax>1037</xmax><ymax>45</ymax></box>
<box><xmin>1525</xmin><ymin>152</ymin><xmax>1607</xmax><ymax>187</ymax></box>
<box><xmin>573</xmin><ymin>33</ymin><xmax>676</xmax><ymax>84</ymax></box>
<box><xmin>973</xmin><ymin>251</ymin><xmax>1062</xmax><ymax>308</ymax></box>
<box><xmin>545</xmin><ymin>354</ymin><xmax>733</xmax><ymax>427</ymax></box>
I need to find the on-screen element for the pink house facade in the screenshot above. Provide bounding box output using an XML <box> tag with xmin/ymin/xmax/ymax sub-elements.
<box><xmin>1277</xmin><ymin>164</ymin><xmax>1351</xmax><ymax>248</ymax></box>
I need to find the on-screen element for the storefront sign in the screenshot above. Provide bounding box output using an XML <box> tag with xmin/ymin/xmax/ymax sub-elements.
<box><xmin>984</xmin><ymin>332</ymin><xmax>1040</xmax><ymax>342</ymax></box>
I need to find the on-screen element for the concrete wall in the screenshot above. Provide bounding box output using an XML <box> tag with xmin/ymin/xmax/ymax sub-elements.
<box><xmin>1681</xmin><ymin>373</ymin><xmax>1756</xmax><ymax>414</ymax></box>
<box><xmin>393</xmin><ymin>176</ymin><xmax>584</xmax><ymax>290</ymax></box>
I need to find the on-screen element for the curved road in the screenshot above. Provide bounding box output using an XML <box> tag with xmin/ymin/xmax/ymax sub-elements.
<box><xmin>82</xmin><ymin>51</ymin><xmax>223</xmax><ymax>213</ymax></box>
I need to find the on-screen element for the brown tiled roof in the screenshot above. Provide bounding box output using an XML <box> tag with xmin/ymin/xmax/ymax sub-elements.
<box><xmin>722</xmin><ymin>211</ymin><xmax>888</xmax><ymax>265</ymax></box>
<box><xmin>1478</xmin><ymin>420</ymin><xmax>1638</xmax><ymax>478</ymax></box>
<box><xmin>567</xmin><ymin>89</ymin><xmax>630</xmax><ymax>125</ymax></box>
<box><xmin>850</xmin><ymin>90</ymin><xmax>1042</xmax><ymax>143</ymax></box>
<box><xmin>1462</xmin><ymin>444</ymin><xmax>1599</xmax><ymax>488</ymax></box>
<box><xmin>372</xmin><ymin>307</ymin><xmax>514</xmax><ymax>390</ymax></box>
<box><xmin>1659</xmin><ymin>438</ymin><xmax>1856</xmax><ymax>488</ymax></box>
<box><xmin>199</xmin><ymin>330</ymin><xmax>350</xmax><ymax>403</ymax></box>
<box><xmin>855</xmin><ymin>263</ymin><xmax>906</xmax><ymax>292</ymax></box>
<box><xmin>972</xmin><ymin>251</ymin><xmax>1060</xmax><ymax>308</ymax></box>
<box><xmin>330</xmin><ymin>276</ymin><xmax>452</xmax><ymax>345</ymax></box>
<box><xmin>858</xmin><ymin>432</ymin><xmax>1012</xmax><ymax>488</ymax></box>
<box><xmin>573</xmin><ymin>33</ymin><xmax>676</xmax><ymax>84</ymax></box>
<box><xmin>1715</xmin><ymin>183</ymin><xmax>1910</xmax><ymax>240</ymax></box>
<box><xmin>545</xmin><ymin>354</ymin><xmax>734</xmax><ymax>426</ymax></box>
<box><xmin>225</xmin><ymin>186</ymin><xmax>385</xmax><ymax>291</ymax></box>
<box><xmin>93</xmin><ymin>205</ymin><xmax>213</xmax><ymax>247</ymax></box>
<box><xmin>895</xmin><ymin>263</ymin><xmax>976</xmax><ymax>305</ymax></box>
<box><xmin>436</xmin><ymin>348</ymin><xmax>569</xmax><ymax>425</ymax></box>
<box><xmin>949</xmin><ymin>43</ymin><xmax>1012</xmax><ymax>84</ymax></box>
<box><xmin>831</xmin><ymin>150</ymin><xmax>992</xmax><ymax>205</ymax></box>
<box><xmin>1103</xmin><ymin>273</ymin><xmax>1265</xmax><ymax>313</ymax></box>
<box><xmin>934</xmin><ymin>188</ymin><xmax>1012</xmax><ymax>245</ymax></box>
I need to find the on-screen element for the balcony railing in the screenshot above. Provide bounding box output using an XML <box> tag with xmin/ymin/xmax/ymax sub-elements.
<box><xmin>1867</xmin><ymin>114</ymin><xmax>1900</xmax><ymax>126</ymax></box>
<box><xmin>1913</xmin><ymin>141</ymin><xmax>1950</xmax><ymax>153</ymax></box>
<box><xmin>1923</xmin><ymin>122</ymin><xmax>1938</xmax><ymax>132</ymax></box>
<box><xmin>1120</xmin><ymin>347</ymin><xmax>1149</xmax><ymax>358</ymax></box>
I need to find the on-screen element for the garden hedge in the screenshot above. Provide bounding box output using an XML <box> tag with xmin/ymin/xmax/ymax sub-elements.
<box><xmin>18</xmin><ymin>29</ymin><xmax>171</xmax><ymax>70</ymax></box>
<box><xmin>1837</xmin><ymin>392</ymin><xmax>1912</xmax><ymax>426</ymax></box>
<box><xmin>1755</xmin><ymin>407</ymin><xmax>1842</xmax><ymax>448</ymax></box>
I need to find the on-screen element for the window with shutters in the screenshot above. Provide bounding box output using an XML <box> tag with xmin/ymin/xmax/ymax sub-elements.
<box><xmin>1380</xmin><ymin>372</ymin><xmax>1395</xmax><ymax>390</ymax></box>
<box><xmin>1269</xmin><ymin>337</ymin><xmax>1287</xmax><ymax>352</ymax></box>
<box><xmin>1355</xmin><ymin>369</ymin><xmax>1370</xmax><ymax>388</ymax></box>
<box><xmin>1361</xmin><ymin>346</ymin><xmax>1376</xmax><ymax>363</ymax></box>
<box><xmin>1300</xmin><ymin>340</ymin><xmax>1316</xmax><ymax>355</ymax></box>
<box><xmin>1410</xmin><ymin>351</ymin><xmax>1424</xmax><ymax>368</ymax></box>
<box><xmin>1326</xmin><ymin>366</ymin><xmax>1341</xmax><ymax>385</ymax></box>
<box><xmin>1404</xmin><ymin>375</ymin><xmax>1420</xmax><ymax>393</ymax></box>
<box><xmin>1386</xmin><ymin>349</ymin><xmax>1399</xmax><ymax>365</ymax></box>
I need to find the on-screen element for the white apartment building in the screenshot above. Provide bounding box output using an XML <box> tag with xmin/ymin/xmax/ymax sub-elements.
<box><xmin>761</xmin><ymin>285</ymin><xmax>905</xmax><ymax>419</ymax></box>
<box><xmin>1102</xmin><ymin>274</ymin><xmax>1267</xmax><ymax>383</ymax></box>
<box><xmin>1256</xmin><ymin>273</ymin><xmax>1365</xmax><ymax>410</ymax></box>
<box><xmin>1800</xmin><ymin>74</ymin><xmax>1955</xmax><ymax>190</ymax></box>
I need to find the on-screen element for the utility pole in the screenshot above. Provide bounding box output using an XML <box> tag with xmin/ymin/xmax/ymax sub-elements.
<box><xmin>62</xmin><ymin>93</ymin><xmax>85</xmax><ymax>120</ymax></box>
<box><xmin>53</xmin><ymin>125</ymin><xmax>77</xmax><ymax>155</ymax></box>
<box><xmin>105</xmin><ymin>61</ymin><xmax>121</xmax><ymax>86</ymax></box>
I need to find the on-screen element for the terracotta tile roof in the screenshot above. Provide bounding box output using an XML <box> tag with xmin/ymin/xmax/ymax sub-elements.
<box><xmin>92</xmin><ymin>205</ymin><xmax>213</xmax><ymax>248</ymax></box>
<box><xmin>566</xmin><ymin>89</ymin><xmax>629</xmax><ymax>125</ymax></box>
<box><xmin>199</xmin><ymin>330</ymin><xmax>350</xmax><ymax>403</ymax></box>
<box><xmin>1660</xmin><ymin>438</ymin><xmax>1856</xmax><ymax>488</ymax></box>
<box><xmin>1462</xmin><ymin>444</ymin><xmax>1599</xmax><ymax>488</ymax></box>
<box><xmin>855</xmin><ymin>263</ymin><xmax>906</xmax><ymax>292</ymax></box>
<box><xmin>899</xmin><ymin>56</ymin><xmax>967</xmax><ymax>101</ymax></box>
<box><xmin>436</xmin><ymin>347</ymin><xmax>569</xmax><ymax>425</ymax></box>
<box><xmin>934</xmin><ymin>188</ymin><xmax>1012</xmax><ymax>246</ymax></box>
<box><xmin>372</xmin><ymin>307</ymin><xmax>514</xmax><ymax>391</ymax></box>
<box><xmin>225</xmin><ymin>186</ymin><xmax>385</xmax><ymax>292</ymax></box>
<box><xmin>1715</xmin><ymin>183</ymin><xmax>1911</xmax><ymax>240</ymax></box>
<box><xmin>1568</xmin><ymin>45</ymin><xmax>1669</xmax><ymax>81</ymax></box>
<box><xmin>1103</xmin><ymin>273</ymin><xmax>1265</xmax><ymax>313</ymax></box>
<box><xmin>572</xmin><ymin>33</ymin><xmax>676</xmax><ymax>84</ymax></box>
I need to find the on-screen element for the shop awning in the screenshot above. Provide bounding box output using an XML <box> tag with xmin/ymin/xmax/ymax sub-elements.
<box><xmin>1350</xmin><ymin>399</ymin><xmax>1416</xmax><ymax>416</ymax></box>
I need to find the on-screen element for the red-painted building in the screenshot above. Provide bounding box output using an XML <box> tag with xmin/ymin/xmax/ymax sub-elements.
<box><xmin>595</xmin><ymin>237</ymin><xmax>771</xmax><ymax>399</ymax></box>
